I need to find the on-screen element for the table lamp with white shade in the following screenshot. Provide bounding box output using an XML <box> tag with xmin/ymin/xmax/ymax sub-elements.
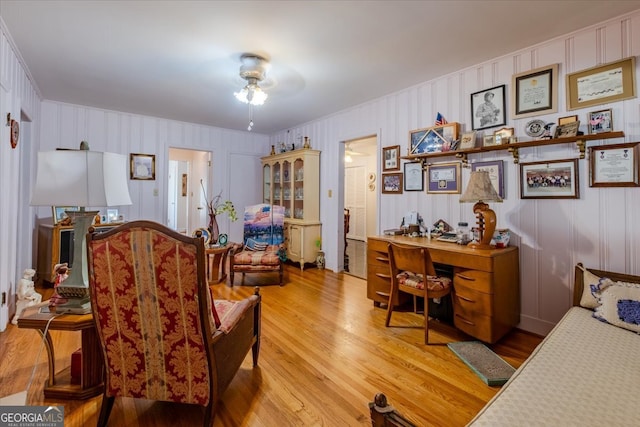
<box><xmin>30</xmin><ymin>148</ymin><xmax>132</xmax><ymax>313</ymax></box>
<box><xmin>459</xmin><ymin>170</ymin><xmax>502</xmax><ymax>250</ymax></box>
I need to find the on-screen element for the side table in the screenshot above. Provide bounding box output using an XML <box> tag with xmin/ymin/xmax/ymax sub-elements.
<box><xmin>18</xmin><ymin>305</ymin><xmax>104</xmax><ymax>400</ymax></box>
<box><xmin>206</xmin><ymin>244</ymin><xmax>234</xmax><ymax>284</ymax></box>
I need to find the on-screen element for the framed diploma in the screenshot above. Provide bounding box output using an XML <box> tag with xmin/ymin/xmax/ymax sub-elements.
<box><xmin>511</xmin><ymin>64</ymin><xmax>558</xmax><ymax>119</ymax></box>
<box><xmin>566</xmin><ymin>57</ymin><xmax>637</xmax><ymax>110</ymax></box>
<box><xmin>589</xmin><ymin>142</ymin><xmax>639</xmax><ymax>187</ymax></box>
<box><xmin>403</xmin><ymin>162</ymin><xmax>424</xmax><ymax>191</ymax></box>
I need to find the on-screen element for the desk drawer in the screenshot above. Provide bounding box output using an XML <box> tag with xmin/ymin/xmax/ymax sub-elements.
<box><xmin>454</xmin><ymin>269</ymin><xmax>492</xmax><ymax>294</ymax></box>
<box><xmin>454</xmin><ymin>312</ymin><xmax>492</xmax><ymax>343</ymax></box>
<box><xmin>453</xmin><ymin>282</ymin><xmax>493</xmax><ymax>317</ymax></box>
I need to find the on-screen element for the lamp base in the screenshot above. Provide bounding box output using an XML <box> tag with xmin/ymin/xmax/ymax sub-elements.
<box><xmin>54</xmin><ymin>296</ymin><xmax>91</xmax><ymax>314</ymax></box>
<box><xmin>467</xmin><ymin>202</ymin><xmax>497</xmax><ymax>250</ymax></box>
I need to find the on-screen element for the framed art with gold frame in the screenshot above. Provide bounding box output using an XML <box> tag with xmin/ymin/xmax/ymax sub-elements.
<box><xmin>493</xmin><ymin>127</ymin><xmax>514</xmax><ymax>145</ymax></box>
<box><xmin>427</xmin><ymin>162</ymin><xmax>461</xmax><ymax>194</ymax></box>
<box><xmin>566</xmin><ymin>57</ymin><xmax>637</xmax><ymax>110</ymax></box>
<box><xmin>558</xmin><ymin>114</ymin><xmax>578</xmax><ymax>126</ymax></box>
<box><xmin>589</xmin><ymin>142</ymin><xmax>639</xmax><ymax>187</ymax></box>
<box><xmin>587</xmin><ymin>109</ymin><xmax>613</xmax><ymax>134</ymax></box>
<box><xmin>459</xmin><ymin>131</ymin><xmax>477</xmax><ymax>150</ymax></box>
<box><xmin>130</xmin><ymin>153</ymin><xmax>156</xmax><ymax>180</ymax></box>
<box><xmin>511</xmin><ymin>64</ymin><xmax>559</xmax><ymax>119</ymax></box>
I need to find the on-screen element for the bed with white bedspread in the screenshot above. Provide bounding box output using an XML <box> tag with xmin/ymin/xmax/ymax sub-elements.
<box><xmin>469</xmin><ymin>263</ymin><xmax>640</xmax><ymax>426</ymax></box>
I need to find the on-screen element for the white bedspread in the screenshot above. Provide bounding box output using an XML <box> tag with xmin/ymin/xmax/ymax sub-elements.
<box><xmin>469</xmin><ymin>307</ymin><xmax>640</xmax><ymax>426</ymax></box>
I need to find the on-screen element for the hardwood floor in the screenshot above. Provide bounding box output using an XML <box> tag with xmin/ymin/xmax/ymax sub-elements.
<box><xmin>0</xmin><ymin>264</ymin><xmax>542</xmax><ymax>426</ymax></box>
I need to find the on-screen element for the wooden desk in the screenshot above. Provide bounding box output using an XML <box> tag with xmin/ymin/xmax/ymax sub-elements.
<box><xmin>18</xmin><ymin>306</ymin><xmax>104</xmax><ymax>399</ymax></box>
<box><xmin>367</xmin><ymin>235</ymin><xmax>519</xmax><ymax>343</ymax></box>
<box><xmin>206</xmin><ymin>244</ymin><xmax>233</xmax><ymax>284</ymax></box>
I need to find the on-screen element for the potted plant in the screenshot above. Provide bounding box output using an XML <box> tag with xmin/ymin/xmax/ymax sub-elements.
<box><xmin>315</xmin><ymin>237</ymin><xmax>325</xmax><ymax>269</ymax></box>
<box><xmin>201</xmin><ymin>180</ymin><xmax>238</xmax><ymax>245</ymax></box>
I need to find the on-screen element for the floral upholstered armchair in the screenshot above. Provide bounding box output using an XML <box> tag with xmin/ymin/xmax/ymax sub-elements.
<box><xmin>87</xmin><ymin>220</ymin><xmax>261</xmax><ymax>426</ymax></box>
<box><xmin>229</xmin><ymin>204</ymin><xmax>286</xmax><ymax>286</ymax></box>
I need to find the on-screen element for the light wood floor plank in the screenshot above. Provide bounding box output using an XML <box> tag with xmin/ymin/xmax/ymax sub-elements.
<box><xmin>0</xmin><ymin>264</ymin><xmax>542</xmax><ymax>426</ymax></box>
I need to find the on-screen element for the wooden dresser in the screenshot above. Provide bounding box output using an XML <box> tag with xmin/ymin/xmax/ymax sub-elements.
<box><xmin>367</xmin><ymin>235</ymin><xmax>519</xmax><ymax>343</ymax></box>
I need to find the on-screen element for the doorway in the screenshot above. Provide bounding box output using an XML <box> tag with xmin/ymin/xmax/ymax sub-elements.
<box><xmin>168</xmin><ymin>148</ymin><xmax>211</xmax><ymax>235</ymax></box>
<box><xmin>343</xmin><ymin>136</ymin><xmax>377</xmax><ymax>279</ymax></box>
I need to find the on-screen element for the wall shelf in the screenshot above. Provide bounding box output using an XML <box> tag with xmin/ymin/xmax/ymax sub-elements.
<box><xmin>402</xmin><ymin>131</ymin><xmax>625</xmax><ymax>166</ymax></box>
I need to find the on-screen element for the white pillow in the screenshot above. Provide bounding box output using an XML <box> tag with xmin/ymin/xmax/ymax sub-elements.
<box><xmin>579</xmin><ymin>269</ymin><xmax>601</xmax><ymax>309</ymax></box>
<box><xmin>592</xmin><ymin>278</ymin><xmax>640</xmax><ymax>333</ymax></box>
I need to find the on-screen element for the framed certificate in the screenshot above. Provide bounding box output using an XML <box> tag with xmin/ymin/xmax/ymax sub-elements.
<box><xmin>589</xmin><ymin>142</ymin><xmax>639</xmax><ymax>187</ymax></box>
<box><xmin>403</xmin><ymin>162</ymin><xmax>424</xmax><ymax>191</ymax></box>
<box><xmin>427</xmin><ymin>162</ymin><xmax>461</xmax><ymax>194</ymax></box>
<box><xmin>566</xmin><ymin>57</ymin><xmax>637</xmax><ymax>110</ymax></box>
<box><xmin>511</xmin><ymin>64</ymin><xmax>559</xmax><ymax>119</ymax></box>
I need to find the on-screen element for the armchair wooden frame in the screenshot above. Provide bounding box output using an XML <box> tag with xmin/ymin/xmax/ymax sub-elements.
<box><xmin>87</xmin><ymin>220</ymin><xmax>261</xmax><ymax>426</ymax></box>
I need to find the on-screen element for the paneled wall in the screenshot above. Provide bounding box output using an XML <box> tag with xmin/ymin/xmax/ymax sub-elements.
<box><xmin>271</xmin><ymin>11</ymin><xmax>640</xmax><ymax>335</ymax></box>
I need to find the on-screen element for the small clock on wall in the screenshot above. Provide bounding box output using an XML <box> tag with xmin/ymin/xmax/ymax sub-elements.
<box><xmin>7</xmin><ymin>114</ymin><xmax>19</xmax><ymax>149</ymax></box>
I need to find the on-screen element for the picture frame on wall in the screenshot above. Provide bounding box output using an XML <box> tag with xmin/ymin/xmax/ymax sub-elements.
<box><xmin>566</xmin><ymin>57</ymin><xmax>637</xmax><ymax>110</ymax></box>
<box><xmin>427</xmin><ymin>162</ymin><xmax>461</xmax><ymax>194</ymax></box>
<box><xmin>52</xmin><ymin>206</ymin><xmax>79</xmax><ymax>225</ymax></box>
<box><xmin>471</xmin><ymin>160</ymin><xmax>505</xmax><ymax>198</ymax></box>
<box><xmin>404</xmin><ymin>162</ymin><xmax>424</xmax><ymax>191</ymax></box>
<box><xmin>382</xmin><ymin>173</ymin><xmax>403</xmax><ymax>194</ymax></box>
<box><xmin>511</xmin><ymin>63</ymin><xmax>559</xmax><ymax>119</ymax></box>
<box><xmin>471</xmin><ymin>84</ymin><xmax>506</xmax><ymax>130</ymax></box>
<box><xmin>130</xmin><ymin>153</ymin><xmax>156</xmax><ymax>180</ymax></box>
<box><xmin>589</xmin><ymin>142</ymin><xmax>639</xmax><ymax>187</ymax></box>
<box><xmin>382</xmin><ymin>145</ymin><xmax>401</xmax><ymax>171</ymax></box>
<box><xmin>520</xmin><ymin>159</ymin><xmax>579</xmax><ymax>199</ymax></box>
<box><xmin>587</xmin><ymin>109</ymin><xmax>613</xmax><ymax>134</ymax></box>
<box><xmin>409</xmin><ymin>123</ymin><xmax>460</xmax><ymax>155</ymax></box>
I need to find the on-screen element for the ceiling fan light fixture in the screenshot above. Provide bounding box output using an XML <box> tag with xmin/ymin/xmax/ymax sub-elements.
<box><xmin>235</xmin><ymin>54</ymin><xmax>269</xmax><ymax>106</ymax></box>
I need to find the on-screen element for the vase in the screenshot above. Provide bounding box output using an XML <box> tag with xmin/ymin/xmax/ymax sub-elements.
<box><xmin>208</xmin><ymin>214</ymin><xmax>219</xmax><ymax>245</ymax></box>
<box><xmin>316</xmin><ymin>251</ymin><xmax>325</xmax><ymax>270</ymax></box>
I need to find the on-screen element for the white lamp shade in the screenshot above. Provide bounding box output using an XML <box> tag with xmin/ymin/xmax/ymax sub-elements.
<box><xmin>31</xmin><ymin>150</ymin><xmax>132</xmax><ymax>207</ymax></box>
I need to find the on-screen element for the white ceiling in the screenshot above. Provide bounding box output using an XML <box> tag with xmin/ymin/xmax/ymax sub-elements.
<box><xmin>2</xmin><ymin>1</ymin><xmax>640</xmax><ymax>134</ymax></box>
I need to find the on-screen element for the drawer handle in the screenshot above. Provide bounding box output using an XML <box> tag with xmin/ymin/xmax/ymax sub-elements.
<box><xmin>375</xmin><ymin>273</ymin><xmax>391</xmax><ymax>279</ymax></box>
<box><xmin>375</xmin><ymin>257</ymin><xmax>389</xmax><ymax>263</ymax></box>
<box><xmin>456</xmin><ymin>294</ymin><xmax>475</xmax><ymax>303</ymax></box>
<box><xmin>456</xmin><ymin>273</ymin><xmax>475</xmax><ymax>281</ymax></box>
<box><xmin>455</xmin><ymin>314</ymin><xmax>475</xmax><ymax>326</ymax></box>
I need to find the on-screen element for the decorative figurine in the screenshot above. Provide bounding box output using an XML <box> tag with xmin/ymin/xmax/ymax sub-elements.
<box><xmin>49</xmin><ymin>263</ymin><xmax>69</xmax><ymax>308</ymax></box>
<box><xmin>11</xmin><ymin>268</ymin><xmax>42</xmax><ymax>324</ymax></box>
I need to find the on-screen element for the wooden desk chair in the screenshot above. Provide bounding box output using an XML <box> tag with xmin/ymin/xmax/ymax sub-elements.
<box><xmin>385</xmin><ymin>243</ymin><xmax>452</xmax><ymax>345</ymax></box>
<box><xmin>87</xmin><ymin>220</ymin><xmax>261</xmax><ymax>426</ymax></box>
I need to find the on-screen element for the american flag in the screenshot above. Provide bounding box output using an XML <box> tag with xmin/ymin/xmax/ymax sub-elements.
<box><xmin>435</xmin><ymin>112</ymin><xmax>448</xmax><ymax>126</ymax></box>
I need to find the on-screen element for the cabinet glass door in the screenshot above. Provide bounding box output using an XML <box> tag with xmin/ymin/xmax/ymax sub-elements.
<box><xmin>263</xmin><ymin>164</ymin><xmax>271</xmax><ymax>204</ymax></box>
<box><xmin>293</xmin><ymin>158</ymin><xmax>304</xmax><ymax>219</ymax></box>
<box><xmin>273</xmin><ymin>162</ymin><xmax>282</xmax><ymax>207</ymax></box>
<box><xmin>283</xmin><ymin>160</ymin><xmax>291</xmax><ymax>218</ymax></box>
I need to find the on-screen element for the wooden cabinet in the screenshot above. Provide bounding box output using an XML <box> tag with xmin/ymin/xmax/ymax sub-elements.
<box><xmin>262</xmin><ymin>149</ymin><xmax>321</xmax><ymax>269</ymax></box>
<box><xmin>36</xmin><ymin>222</ymin><xmax>121</xmax><ymax>286</ymax></box>
<box><xmin>367</xmin><ymin>235</ymin><xmax>519</xmax><ymax>343</ymax></box>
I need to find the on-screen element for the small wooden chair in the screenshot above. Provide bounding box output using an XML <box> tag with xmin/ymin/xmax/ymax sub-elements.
<box><xmin>385</xmin><ymin>243</ymin><xmax>452</xmax><ymax>345</ymax></box>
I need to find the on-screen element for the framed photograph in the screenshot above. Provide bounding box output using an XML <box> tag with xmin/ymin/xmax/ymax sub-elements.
<box><xmin>520</xmin><ymin>159</ymin><xmax>579</xmax><ymax>199</ymax></box>
<box><xmin>471</xmin><ymin>85</ymin><xmax>506</xmax><ymax>130</ymax></box>
<box><xmin>459</xmin><ymin>131</ymin><xmax>477</xmax><ymax>150</ymax></box>
<box><xmin>554</xmin><ymin>121</ymin><xmax>581</xmax><ymax>138</ymax></box>
<box><xmin>558</xmin><ymin>114</ymin><xmax>578</xmax><ymax>126</ymax></box>
<box><xmin>566</xmin><ymin>57</ymin><xmax>637</xmax><ymax>110</ymax></box>
<box><xmin>404</xmin><ymin>162</ymin><xmax>424</xmax><ymax>191</ymax></box>
<box><xmin>511</xmin><ymin>64</ymin><xmax>559</xmax><ymax>119</ymax></box>
<box><xmin>382</xmin><ymin>173</ymin><xmax>403</xmax><ymax>194</ymax></box>
<box><xmin>472</xmin><ymin>160</ymin><xmax>505</xmax><ymax>198</ymax></box>
<box><xmin>52</xmin><ymin>206</ymin><xmax>79</xmax><ymax>225</ymax></box>
<box><xmin>427</xmin><ymin>162</ymin><xmax>461</xmax><ymax>194</ymax></box>
<box><xmin>192</xmin><ymin>227</ymin><xmax>211</xmax><ymax>246</ymax></box>
<box><xmin>382</xmin><ymin>145</ymin><xmax>401</xmax><ymax>171</ymax></box>
<box><xmin>409</xmin><ymin>123</ymin><xmax>460</xmax><ymax>155</ymax></box>
<box><xmin>587</xmin><ymin>109</ymin><xmax>613</xmax><ymax>134</ymax></box>
<box><xmin>130</xmin><ymin>153</ymin><xmax>156</xmax><ymax>180</ymax></box>
<box><xmin>493</xmin><ymin>127</ymin><xmax>514</xmax><ymax>145</ymax></box>
<box><xmin>107</xmin><ymin>209</ymin><xmax>119</xmax><ymax>223</ymax></box>
<box><xmin>589</xmin><ymin>142</ymin><xmax>639</xmax><ymax>187</ymax></box>
<box><xmin>483</xmin><ymin>134</ymin><xmax>496</xmax><ymax>147</ymax></box>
